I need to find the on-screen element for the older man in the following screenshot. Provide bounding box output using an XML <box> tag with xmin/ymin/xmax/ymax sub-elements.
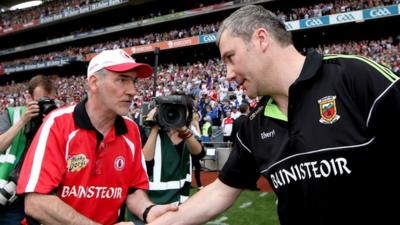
<box><xmin>17</xmin><ymin>49</ymin><xmax>177</xmax><ymax>225</ymax></box>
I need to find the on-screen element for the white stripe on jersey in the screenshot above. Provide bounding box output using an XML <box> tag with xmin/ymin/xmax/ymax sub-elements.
<box><xmin>26</xmin><ymin>105</ymin><xmax>76</xmax><ymax>192</ymax></box>
<box><xmin>122</xmin><ymin>135</ymin><xmax>135</xmax><ymax>159</ymax></box>
<box><xmin>65</xmin><ymin>130</ymin><xmax>79</xmax><ymax>160</ymax></box>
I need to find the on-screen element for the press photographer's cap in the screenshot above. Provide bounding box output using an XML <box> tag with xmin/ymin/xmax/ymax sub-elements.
<box><xmin>87</xmin><ymin>49</ymin><xmax>153</xmax><ymax>79</ymax></box>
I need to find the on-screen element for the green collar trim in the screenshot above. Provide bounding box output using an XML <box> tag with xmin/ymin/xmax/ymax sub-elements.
<box><xmin>264</xmin><ymin>98</ymin><xmax>288</xmax><ymax>121</ymax></box>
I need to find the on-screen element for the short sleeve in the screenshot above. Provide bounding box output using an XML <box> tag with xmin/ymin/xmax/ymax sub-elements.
<box><xmin>219</xmin><ymin>129</ymin><xmax>260</xmax><ymax>190</ymax></box>
<box><xmin>17</xmin><ymin>116</ymin><xmax>66</xmax><ymax>194</ymax></box>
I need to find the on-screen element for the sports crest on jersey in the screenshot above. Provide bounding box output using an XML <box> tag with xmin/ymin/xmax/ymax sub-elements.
<box><xmin>114</xmin><ymin>156</ymin><xmax>126</xmax><ymax>171</ymax></box>
<box><xmin>318</xmin><ymin>95</ymin><xmax>340</xmax><ymax>124</ymax></box>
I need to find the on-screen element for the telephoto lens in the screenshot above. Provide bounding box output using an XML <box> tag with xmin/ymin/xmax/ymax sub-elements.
<box><xmin>0</xmin><ymin>180</ymin><xmax>17</xmax><ymax>206</ymax></box>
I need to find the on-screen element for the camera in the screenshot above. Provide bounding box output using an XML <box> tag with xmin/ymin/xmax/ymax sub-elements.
<box><xmin>38</xmin><ymin>96</ymin><xmax>58</xmax><ymax>117</ymax></box>
<box><xmin>25</xmin><ymin>96</ymin><xmax>58</xmax><ymax>141</ymax></box>
<box><xmin>141</xmin><ymin>95</ymin><xmax>188</xmax><ymax>129</ymax></box>
<box><xmin>0</xmin><ymin>179</ymin><xmax>17</xmax><ymax>207</ymax></box>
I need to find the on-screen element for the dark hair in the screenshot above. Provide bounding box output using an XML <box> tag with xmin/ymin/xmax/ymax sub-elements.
<box><xmin>239</xmin><ymin>103</ymin><xmax>249</xmax><ymax>113</ymax></box>
<box><xmin>217</xmin><ymin>5</ymin><xmax>292</xmax><ymax>47</ymax></box>
<box><xmin>28</xmin><ymin>75</ymin><xmax>56</xmax><ymax>97</ymax></box>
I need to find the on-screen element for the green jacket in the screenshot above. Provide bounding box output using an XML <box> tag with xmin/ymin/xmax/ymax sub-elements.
<box><xmin>0</xmin><ymin>107</ymin><xmax>27</xmax><ymax>187</ymax></box>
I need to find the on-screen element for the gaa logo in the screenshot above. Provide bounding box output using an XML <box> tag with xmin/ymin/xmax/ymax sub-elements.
<box><xmin>203</xmin><ymin>34</ymin><xmax>216</xmax><ymax>42</ymax></box>
<box><xmin>336</xmin><ymin>14</ymin><xmax>356</xmax><ymax>22</ymax></box>
<box><xmin>370</xmin><ymin>8</ymin><xmax>391</xmax><ymax>17</ymax></box>
<box><xmin>305</xmin><ymin>18</ymin><xmax>323</xmax><ymax>27</ymax></box>
<box><xmin>285</xmin><ymin>22</ymin><xmax>293</xmax><ymax>30</ymax></box>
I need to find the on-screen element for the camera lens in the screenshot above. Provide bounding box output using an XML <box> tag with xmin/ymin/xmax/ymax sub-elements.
<box><xmin>158</xmin><ymin>104</ymin><xmax>186</xmax><ymax>128</ymax></box>
<box><xmin>0</xmin><ymin>181</ymin><xmax>17</xmax><ymax>206</ymax></box>
<box><xmin>163</xmin><ymin>105</ymin><xmax>181</xmax><ymax>123</ymax></box>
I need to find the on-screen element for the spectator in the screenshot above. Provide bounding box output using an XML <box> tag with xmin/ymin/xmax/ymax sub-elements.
<box><xmin>230</xmin><ymin>103</ymin><xmax>249</xmax><ymax>141</ymax></box>
<box><xmin>201</xmin><ymin>115</ymin><xmax>212</xmax><ymax>142</ymax></box>
<box><xmin>190</xmin><ymin>111</ymin><xmax>204</xmax><ymax>189</ymax></box>
<box><xmin>221</xmin><ymin>110</ymin><xmax>234</xmax><ymax>142</ymax></box>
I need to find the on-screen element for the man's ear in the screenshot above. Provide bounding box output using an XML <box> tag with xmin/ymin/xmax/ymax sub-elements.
<box><xmin>254</xmin><ymin>28</ymin><xmax>270</xmax><ymax>52</ymax></box>
<box><xmin>87</xmin><ymin>75</ymin><xmax>100</xmax><ymax>92</ymax></box>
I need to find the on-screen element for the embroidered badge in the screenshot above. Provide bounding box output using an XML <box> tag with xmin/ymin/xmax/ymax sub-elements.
<box><xmin>114</xmin><ymin>156</ymin><xmax>125</xmax><ymax>171</ymax></box>
<box><xmin>318</xmin><ymin>96</ymin><xmax>340</xmax><ymax>124</ymax></box>
<box><xmin>67</xmin><ymin>154</ymin><xmax>89</xmax><ymax>172</ymax></box>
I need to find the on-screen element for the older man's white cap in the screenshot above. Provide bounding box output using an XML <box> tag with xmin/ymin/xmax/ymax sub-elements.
<box><xmin>87</xmin><ymin>49</ymin><xmax>153</xmax><ymax>78</ymax></box>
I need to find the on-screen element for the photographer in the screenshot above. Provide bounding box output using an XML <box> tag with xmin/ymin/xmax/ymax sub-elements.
<box><xmin>0</xmin><ymin>75</ymin><xmax>57</xmax><ymax>225</ymax></box>
<box><xmin>128</xmin><ymin>94</ymin><xmax>204</xmax><ymax>224</ymax></box>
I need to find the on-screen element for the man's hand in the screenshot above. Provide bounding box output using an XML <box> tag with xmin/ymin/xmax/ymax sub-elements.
<box><xmin>146</xmin><ymin>203</ymin><xmax>179</xmax><ymax>223</ymax></box>
<box><xmin>21</xmin><ymin>94</ymin><xmax>39</xmax><ymax>124</ymax></box>
<box><xmin>114</xmin><ymin>222</ymin><xmax>135</xmax><ymax>225</ymax></box>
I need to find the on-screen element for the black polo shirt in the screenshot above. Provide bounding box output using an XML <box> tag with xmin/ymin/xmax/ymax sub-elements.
<box><xmin>220</xmin><ymin>51</ymin><xmax>400</xmax><ymax>225</ymax></box>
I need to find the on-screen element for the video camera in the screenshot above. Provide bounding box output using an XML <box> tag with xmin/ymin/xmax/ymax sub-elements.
<box><xmin>141</xmin><ymin>95</ymin><xmax>188</xmax><ymax>129</ymax></box>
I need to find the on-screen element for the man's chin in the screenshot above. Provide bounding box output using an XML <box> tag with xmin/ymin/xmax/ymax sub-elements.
<box><xmin>116</xmin><ymin>109</ymin><xmax>129</xmax><ymax>116</ymax></box>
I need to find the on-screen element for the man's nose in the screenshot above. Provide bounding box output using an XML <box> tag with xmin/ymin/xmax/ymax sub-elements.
<box><xmin>226</xmin><ymin>66</ymin><xmax>236</xmax><ymax>81</ymax></box>
<box><xmin>126</xmin><ymin>81</ymin><xmax>137</xmax><ymax>95</ymax></box>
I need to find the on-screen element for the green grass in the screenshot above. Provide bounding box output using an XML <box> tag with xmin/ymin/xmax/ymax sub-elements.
<box><xmin>190</xmin><ymin>189</ymin><xmax>280</xmax><ymax>225</ymax></box>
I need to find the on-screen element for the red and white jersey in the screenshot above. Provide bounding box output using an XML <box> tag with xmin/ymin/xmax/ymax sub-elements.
<box><xmin>221</xmin><ymin>117</ymin><xmax>234</xmax><ymax>136</ymax></box>
<box><xmin>17</xmin><ymin>100</ymin><xmax>149</xmax><ymax>225</ymax></box>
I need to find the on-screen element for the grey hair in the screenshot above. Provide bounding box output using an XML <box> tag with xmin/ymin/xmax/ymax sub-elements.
<box><xmin>94</xmin><ymin>68</ymin><xmax>108</xmax><ymax>77</ymax></box>
<box><xmin>85</xmin><ymin>68</ymin><xmax>108</xmax><ymax>93</ymax></box>
<box><xmin>216</xmin><ymin>5</ymin><xmax>292</xmax><ymax>47</ymax></box>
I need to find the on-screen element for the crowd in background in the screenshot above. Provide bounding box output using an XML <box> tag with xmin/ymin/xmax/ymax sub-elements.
<box><xmin>1</xmin><ymin>34</ymin><xmax>399</xmax><ymax>139</ymax></box>
<box><xmin>1</xmin><ymin>0</ymin><xmax>400</xmax><ymax>141</ymax></box>
<box><xmin>275</xmin><ymin>0</ymin><xmax>399</xmax><ymax>21</ymax></box>
<box><xmin>0</xmin><ymin>21</ymin><xmax>222</xmax><ymax>68</ymax></box>
<box><xmin>1</xmin><ymin>0</ymin><xmax>400</xmax><ymax>69</ymax></box>
<box><xmin>0</xmin><ymin>0</ymin><xmax>215</xmax><ymax>32</ymax></box>
<box><xmin>1</xmin><ymin>0</ymin><xmax>398</xmax><ymax>32</ymax></box>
